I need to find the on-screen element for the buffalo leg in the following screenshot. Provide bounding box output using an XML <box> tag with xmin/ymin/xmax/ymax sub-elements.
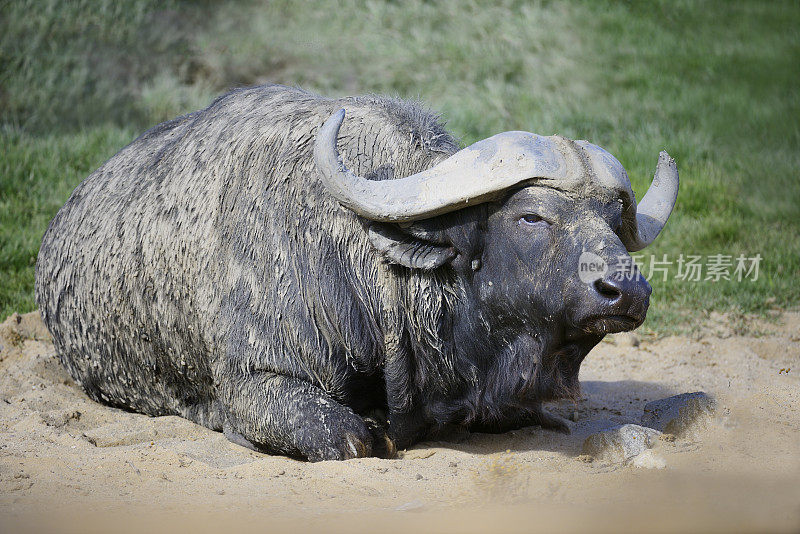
<box><xmin>217</xmin><ymin>371</ymin><xmax>374</xmax><ymax>461</ymax></box>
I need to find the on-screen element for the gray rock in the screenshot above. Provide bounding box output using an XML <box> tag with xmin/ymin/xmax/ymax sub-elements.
<box><xmin>630</xmin><ymin>449</ymin><xmax>667</xmax><ymax>469</ymax></box>
<box><xmin>641</xmin><ymin>392</ymin><xmax>716</xmax><ymax>436</ymax></box>
<box><xmin>582</xmin><ymin>424</ymin><xmax>662</xmax><ymax>463</ymax></box>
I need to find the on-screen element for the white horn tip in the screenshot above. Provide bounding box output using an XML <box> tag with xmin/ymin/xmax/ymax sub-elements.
<box><xmin>322</xmin><ymin>108</ymin><xmax>346</xmax><ymax>135</ymax></box>
<box><xmin>658</xmin><ymin>150</ymin><xmax>676</xmax><ymax>169</ymax></box>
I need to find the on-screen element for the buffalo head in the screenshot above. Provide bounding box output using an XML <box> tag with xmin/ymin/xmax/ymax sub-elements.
<box><xmin>314</xmin><ymin>109</ymin><xmax>677</xmax><ymax>351</ymax></box>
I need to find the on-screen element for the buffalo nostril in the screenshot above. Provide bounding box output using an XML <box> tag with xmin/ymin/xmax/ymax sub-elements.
<box><xmin>593</xmin><ymin>278</ymin><xmax>622</xmax><ymax>300</ymax></box>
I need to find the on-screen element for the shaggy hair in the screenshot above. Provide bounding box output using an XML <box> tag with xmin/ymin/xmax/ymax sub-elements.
<box><xmin>37</xmin><ymin>85</ymin><xmax>587</xmax><ymax>459</ymax></box>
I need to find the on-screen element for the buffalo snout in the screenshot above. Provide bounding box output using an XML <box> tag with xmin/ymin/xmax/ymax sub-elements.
<box><xmin>580</xmin><ymin>261</ymin><xmax>651</xmax><ymax>334</ymax></box>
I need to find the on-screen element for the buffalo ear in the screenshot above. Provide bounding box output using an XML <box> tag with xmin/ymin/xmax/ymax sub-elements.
<box><xmin>367</xmin><ymin>223</ymin><xmax>456</xmax><ymax>270</ymax></box>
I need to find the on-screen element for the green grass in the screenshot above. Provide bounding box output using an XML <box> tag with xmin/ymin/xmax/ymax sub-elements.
<box><xmin>1</xmin><ymin>0</ymin><xmax>798</xmax><ymax>332</ymax></box>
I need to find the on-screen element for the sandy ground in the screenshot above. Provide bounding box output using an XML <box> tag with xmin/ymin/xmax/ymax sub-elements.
<box><xmin>0</xmin><ymin>310</ymin><xmax>798</xmax><ymax>533</ymax></box>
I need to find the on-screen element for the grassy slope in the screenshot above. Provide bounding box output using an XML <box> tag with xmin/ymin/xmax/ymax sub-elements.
<box><xmin>1</xmin><ymin>0</ymin><xmax>798</xmax><ymax>332</ymax></box>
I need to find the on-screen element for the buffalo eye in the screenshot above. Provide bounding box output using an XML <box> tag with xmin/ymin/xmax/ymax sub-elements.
<box><xmin>519</xmin><ymin>214</ymin><xmax>550</xmax><ymax>228</ymax></box>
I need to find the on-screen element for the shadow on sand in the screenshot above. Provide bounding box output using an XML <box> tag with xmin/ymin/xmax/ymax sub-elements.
<box><xmin>417</xmin><ymin>380</ymin><xmax>679</xmax><ymax>458</ymax></box>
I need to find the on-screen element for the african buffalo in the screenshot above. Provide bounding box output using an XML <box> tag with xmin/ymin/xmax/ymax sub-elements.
<box><xmin>35</xmin><ymin>85</ymin><xmax>678</xmax><ymax>460</ymax></box>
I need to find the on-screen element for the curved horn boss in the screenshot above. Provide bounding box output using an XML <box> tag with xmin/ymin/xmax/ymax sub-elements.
<box><xmin>314</xmin><ymin>108</ymin><xmax>678</xmax><ymax>251</ymax></box>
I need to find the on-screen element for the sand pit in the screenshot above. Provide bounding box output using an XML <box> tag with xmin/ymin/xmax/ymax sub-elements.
<box><xmin>1</xmin><ymin>311</ymin><xmax>798</xmax><ymax>532</ymax></box>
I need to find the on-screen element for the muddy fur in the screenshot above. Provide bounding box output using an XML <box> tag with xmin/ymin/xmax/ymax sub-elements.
<box><xmin>36</xmin><ymin>85</ymin><xmax>648</xmax><ymax>461</ymax></box>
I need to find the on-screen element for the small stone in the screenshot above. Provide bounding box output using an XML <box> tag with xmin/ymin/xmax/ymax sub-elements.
<box><xmin>641</xmin><ymin>392</ymin><xmax>716</xmax><ymax>436</ymax></box>
<box><xmin>448</xmin><ymin>461</ymin><xmax>458</xmax><ymax>468</ymax></box>
<box><xmin>415</xmin><ymin>473</ymin><xmax>424</xmax><ymax>480</ymax></box>
<box><xmin>631</xmin><ymin>449</ymin><xmax>667</xmax><ymax>469</ymax></box>
<box><xmin>276</xmin><ymin>469</ymin><xmax>285</xmax><ymax>476</ymax></box>
<box><xmin>576</xmin><ymin>454</ymin><xmax>594</xmax><ymax>463</ymax></box>
<box><xmin>569</xmin><ymin>411</ymin><xmax>579</xmax><ymax>422</ymax></box>
<box><xmin>582</xmin><ymin>424</ymin><xmax>662</xmax><ymax>463</ymax></box>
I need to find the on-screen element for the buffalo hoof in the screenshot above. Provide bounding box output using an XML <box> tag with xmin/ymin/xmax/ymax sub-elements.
<box><xmin>342</xmin><ymin>432</ymin><xmax>372</xmax><ymax>459</ymax></box>
<box><xmin>365</xmin><ymin>417</ymin><xmax>397</xmax><ymax>459</ymax></box>
<box><xmin>305</xmin><ymin>414</ymin><xmax>375</xmax><ymax>462</ymax></box>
